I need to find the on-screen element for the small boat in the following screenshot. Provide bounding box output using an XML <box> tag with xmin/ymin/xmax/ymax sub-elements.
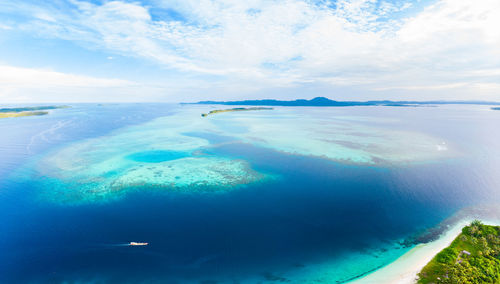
<box><xmin>129</xmin><ymin>242</ymin><xmax>148</xmax><ymax>246</ymax></box>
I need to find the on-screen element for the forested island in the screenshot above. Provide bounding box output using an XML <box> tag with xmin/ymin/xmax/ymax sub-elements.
<box><xmin>201</xmin><ymin>107</ymin><xmax>273</xmax><ymax>117</ymax></box>
<box><xmin>190</xmin><ymin>97</ymin><xmax>500</xmax><ymax>107</ymax></box>
<box><xmin>417</xmin><ymin>220</ymin><xmax>500</xmax><ymax>283</ymax></box>
<box><xmin>0</xmin><ymin>106</ymin><xmax>69</xmax><ymax>119</ymax></box>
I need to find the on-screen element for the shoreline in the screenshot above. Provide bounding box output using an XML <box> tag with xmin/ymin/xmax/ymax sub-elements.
<box><xmin>0</xmin><ymin>111</ymin><xmax>49</xmax><ymax>118</ymax></box>
<box><xmin>353</xmin><ymin>218</ymin><xmax>500</xmax><ymax>283</ymax></box>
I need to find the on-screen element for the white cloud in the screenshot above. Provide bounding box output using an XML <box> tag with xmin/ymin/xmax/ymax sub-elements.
<box><xmin>0</xmin><ymin>65</ymin><xmax>144</xmax><ymax>103</ymax></box>
<box><xmin>2</xmin><ymin>0</ymin><xmax>500</xmax><ymax>100</ymax></box>
<box><xmin>34</xmin><ymin>12</ymin><xmax>56</xmax><ymax>22</ymax></box>
<box><xmin>0</xmin><ymin>23</ymin><xmax>12</xmax><ymax>30</ymax></box>
<box><xmin>0</xmin><ymin>65</ymin><xmax>134</xmax><ymax>87</ymax></box>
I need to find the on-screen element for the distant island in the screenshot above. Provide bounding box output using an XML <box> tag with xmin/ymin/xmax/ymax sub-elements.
<box><xmin>0</xmin><ymin>106</ymin><xmax>69</xmax><ymax>119</ymax></box>
<box><xmin>0</xmin><ymin>111</ymin><xmax>50</xmax><ymax>118</ymax></box>
<box><xmin>417</xmin><ymin>220</ymin><xmax>500</xmax><ymax>283</ymax></box>
<box><xmin>492</xmin><ymin>107</ymin><xmax>500</xmax><ymax>110</ymax></box>
<box><xmin>201</xmin><ymin>107</ymin><xmax>273</xmax><ymax>117</ymax></box>
<box><xmin>189</xmin><ymin>97</ymin><xmax>500</xmax><ymax>107</ymax></box>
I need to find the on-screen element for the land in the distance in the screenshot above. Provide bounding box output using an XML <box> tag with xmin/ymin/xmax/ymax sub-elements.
<box><xmin>0</xmin><ymin>111</ymin><xmax>49</xmax><ymax>118</ymax></box>
<box><xmin>492</xmin><ymin>107</ymin><xmax>500</xmax><ymax>110</ymax></box>
<box><xmin>417</xmin><ymin>220</ymin><xmax>500</xmax><ymax>283</ymax></box>
<box><xmin>0</xmin><ymin>106</ymin><xmax>69</xmax><ymax>119</ymax></box>
<box><xmin>201</xmin><ymin>107</ymin><xmax>273</xmax><ymax>117</ymax></box>
<box><xmin>189</xmin><ymin>97</ymin><xmax>500</xmax><ymax>107</ymax></box>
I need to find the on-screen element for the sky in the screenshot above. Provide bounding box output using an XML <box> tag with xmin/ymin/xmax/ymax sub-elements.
<box><xmin>0</xmin><ymin>0</ymin><xmax>499</xmax><ymax>103</ymax></box>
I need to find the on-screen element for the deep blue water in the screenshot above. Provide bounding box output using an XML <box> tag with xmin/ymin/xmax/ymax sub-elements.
<box><xmin>1</xmin><ymin>104</ymin><xmax>499</xmax><ymax>283</ymax></box>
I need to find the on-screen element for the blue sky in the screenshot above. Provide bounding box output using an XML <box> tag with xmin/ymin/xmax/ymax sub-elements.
<box><xmin>0</xmin><ymin>0</ymin><xmax>499</xmax><ymax>103</ymax></box>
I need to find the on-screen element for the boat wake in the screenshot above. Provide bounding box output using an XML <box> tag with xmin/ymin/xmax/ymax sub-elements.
<box><xmin>98</xmin><ymin>242</ymin><xmax>148</xmax><ymax>247</ymax></box>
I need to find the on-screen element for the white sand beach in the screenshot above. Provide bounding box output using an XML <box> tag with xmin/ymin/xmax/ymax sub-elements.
<box><xmin>353</xmin><ymin>218</ymin><xmax>500</xmax><ymax>283</ymax></box>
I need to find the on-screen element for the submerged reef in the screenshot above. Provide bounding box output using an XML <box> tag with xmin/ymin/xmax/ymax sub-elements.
<box><xmin>37</xmin><ymin>156</ymin><xmax>264</xmax><ymax>205</ymax></box>
<box><xmin>112</xmin><ymin>156</ymin><xmax>264</xmax><ymax>191</ymax></box>
<box><xmin>31</xmin><ymin>110</ymin><xmax>272</xmax><ymax>205</ymax></box>
<box><xmin>27</xmin><ymin>106</ymin><xmax>455</xmax><ymax>204</ymax></box>
<box><xmin>219</xmin><ymin>108</ymin><xmax>454</xmax><ymax>164</ymax></box>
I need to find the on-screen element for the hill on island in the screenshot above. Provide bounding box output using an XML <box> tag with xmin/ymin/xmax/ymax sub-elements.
<box><xmin>190</xmin><ymin>97</ymin><xmax>500</xmax><ymax>107</ymax></box>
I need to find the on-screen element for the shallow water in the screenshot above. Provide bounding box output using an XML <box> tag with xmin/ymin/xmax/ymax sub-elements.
<box><xmin>1</xmin><ymin>104</ymin><xmax>499</xmax><ymax>283</ymax></box>
<box><xmin>126</xmin><ymin>150</ymin><xmax>190</xmax><ymax>163</ymax></box>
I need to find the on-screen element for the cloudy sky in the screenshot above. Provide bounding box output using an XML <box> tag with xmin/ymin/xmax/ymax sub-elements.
<box><xmin>0</xmin><ymin>0</ymin><xmax>499</xmax><ymax>103</ymax></box>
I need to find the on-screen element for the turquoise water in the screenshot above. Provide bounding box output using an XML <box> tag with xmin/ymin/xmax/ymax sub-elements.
<box><xmin>127</xmin><ymin>150</ymin><xmax>190</xmax><ymax>163</ymax></box>
<box><xmin>1</xmin><ymin>104</ymin><xmax>499</xmax><ymax>283</ymax></box>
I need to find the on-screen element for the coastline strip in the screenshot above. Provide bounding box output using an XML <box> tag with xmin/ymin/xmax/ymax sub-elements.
<box><xmin>353</xmin><ymin>218</ymin><xmax>500</xmax><ymax>284</ymax></box>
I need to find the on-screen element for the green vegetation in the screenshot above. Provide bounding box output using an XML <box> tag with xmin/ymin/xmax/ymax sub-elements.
<box><xmin>0</xmin><ymin>111</ymin><xmax>49</xmax><ymax>118</ymax></box>
<box><xmin>0</xmin><ymin>105</ymin><xmax>69</xmax><ymax>119</ymax></box>
<box><xmin>418</xmin><ymin>220</ymin><xmax>500</xmax><ymax>283</ymax></box>
<box><xmin>201</xmin><ymin>107</ymin><xmax>273</xmax><ymax>117</ymax></box>
<box><xmin>0</xmin><ymin>105</ymin><xmax>69</xmax><ymax>113</ymax></box>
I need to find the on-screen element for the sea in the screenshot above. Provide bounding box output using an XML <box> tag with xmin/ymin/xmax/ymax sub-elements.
<box><xmin>0</xmin><ymin>103</ymin><xmax>499</xmax><ymax>283</ymax></box>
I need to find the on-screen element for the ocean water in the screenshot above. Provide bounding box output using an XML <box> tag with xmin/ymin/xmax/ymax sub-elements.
<box><xmin>1</xmin><ymin>104</ymin><xmax>499</xmax><ymax>283</ymax></box>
